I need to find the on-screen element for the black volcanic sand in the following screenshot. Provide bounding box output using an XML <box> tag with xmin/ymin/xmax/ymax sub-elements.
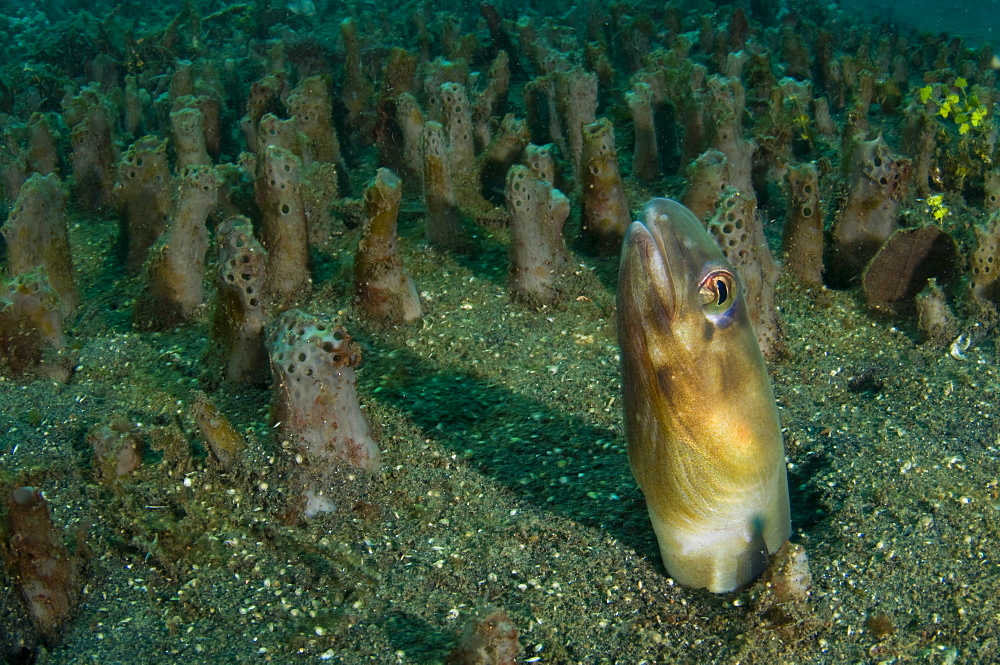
<box><xmin>2</xmin><ymin>1</ymin><xmax>1000</xmax><ymax>664</ymax></box>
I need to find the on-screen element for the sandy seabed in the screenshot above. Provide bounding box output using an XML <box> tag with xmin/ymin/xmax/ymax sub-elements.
<box><xmin>3</xmin><ymin>203</ymin><xmax>998</xmax><ymax>663</ymax></box>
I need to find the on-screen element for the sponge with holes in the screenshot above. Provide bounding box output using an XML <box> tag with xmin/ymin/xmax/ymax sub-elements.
<box><xmin>267</xmin><ymin>310</ymin><xmax>380</xmax><ymax>490</ymax></box>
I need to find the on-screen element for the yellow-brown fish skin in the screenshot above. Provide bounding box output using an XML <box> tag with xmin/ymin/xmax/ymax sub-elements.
<box><xmin>617</xmin><ymin>198</ymin><xmax>790</xmax><ymax>593</ymax></box>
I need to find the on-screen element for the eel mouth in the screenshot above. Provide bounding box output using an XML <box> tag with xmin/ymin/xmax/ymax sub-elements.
<box><xmin>620</xmin><ymin>217</ymin><xmax>677</xmax><ymax>326</ymax></box>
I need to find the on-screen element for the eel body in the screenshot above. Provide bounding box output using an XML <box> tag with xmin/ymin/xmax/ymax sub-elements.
<box><xmin>617</xmin><ymin>198</ymin><xmax>790</xmax><ymax>593</ymax></box>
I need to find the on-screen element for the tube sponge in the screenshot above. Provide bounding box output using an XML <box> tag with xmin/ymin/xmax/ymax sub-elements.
<box><xmin>828</xmin><ymin>135</ymin><xmax>910</xmax><ymax>286</ymax></box>
<box><xmin>170</xmin><ymin>107</ymin><xmax>212</xmax><ymax>168</ymax></box>
<box><xmin>354</xmin><ymin>168</ymin><xmax>422</xmax><ymax>324</ymax></box>
<box><xmin>395</xmin><ymin>92</ymin><xmax>425</xmax><ymax>184</ymax></box>
<box><xmin>915</xmin><ymin>278</ymin><xmax>957</xmax><ymax>347</ymax></box>
<box><xmin>26</xmin><ymin>112</ymin><xmax>59</xmax><ymax>177</ymax></box>
<box><xmin>581</xmin><ymin>118</ymin><xmax>631</xmax><ymax>252</ymax></box>
<box><xmin>626</xmin><ymin>81</ymin><xmax>659</xmax><ymax>181</ymax></box>
<box><xmin>0</xmin><ymin>267</ymin><xmax>71</xmax><ymax>382</ymax></box>
<box><xmin>972</xmin><ymin>210</ymin><xmax>1000</xmax><ymax>303</ymax></box>
<box><xmin>682</xmin><ymin>149</ymin><xmax>729</xmax><ymax>221</ymax></box>
<box><xmin>117</xmin><ymin>136</ymin><xmax>172</xmax><ymax>271</ymax></box>
<box><xmin>0</xmin><ymin>138</ymin><xmax>27</xmax><ymax>202</ymax></box>
<box><xmin>704</xmin><ymin>75</ymin><xmax>754</xmax><ymax>197</ymax></box>
<box><xmin>523</xmin><ymin>143</ymin><xmax>556</xmax><ymax>184</ymax></box>
<box><xmin>287</xmin><ymin>75</ymin><xmax>349</xmax><ymax>190</ymax></box>
<box><xmin>211</xmin><ymin>215</ymin><xmax>269</xmax><ymax>384</ymax></box>
<box><xmin>708</xmin><ymin>190</ymin><xmax>785</xmax><ymax>359</ymax></box>
<box><xmin>783</xmin><ymin>162</ymin><xmax>824</xmax><ymax>287</ymax></box>
<box><xmin>421</xmin><ymin>120</ymin><xmax>466</xmax><ymax>251</ymax></box>
<box><xmin>65</xmin><ymin>88</ymin><xmax>118</xmax><ymax>213</ymax></box>
<box><xmin>985</xmin><ymin>171</ymin><xmax>1000</xmax><ymax>213</ymax></box>
<box><xmin>2</xmin><ymin>487</ymin><xmax>79</xmax><ymax>640</ymax></box>
<box><xmin>439</xmin><ymin>82</ymin><xmax>475</xmax><ymax>173</ymax></box>
<box><xmin>267</xmin><ymin>311</ymin><xmax>381</xmax><ymax>511</ymax></box>
<box><xmin>2</xmin><ymin>173</ymin><xmax>76</xmax><ymax>314</ymax></box>
<box><xmin>239</xmin><ymin>72</ymin><xmax>285</xmax><ymax>153</ymax></box>
<box><xmin>554</xmin><ymin>67</ymin><xmax>598</xmax><ymax>182</ymax></box>
<box><xmin>135</xmin><ymin>165</ymin><xmax>219</xmax><ymax>330</ymax></box>
<box><xmin>255</xmin><ymin>146</ymin><xmax>312</xmax><ymax>308</ymax></box>
<box><xmin>505</xmin><ymin>164</ymin><xmax>569</xmax><ymax>305</ymax></box>
<box><xmin>125</xmin><ymin>75</ymin><xmax>152</xmax><ymax>137</ymax></box>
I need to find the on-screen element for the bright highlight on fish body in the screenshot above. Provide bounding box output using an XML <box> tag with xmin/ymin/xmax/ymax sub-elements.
<box><xmin>617</xmin><ymin>198</ymin><xmax>791</xmax><ymax>593</ymax></box>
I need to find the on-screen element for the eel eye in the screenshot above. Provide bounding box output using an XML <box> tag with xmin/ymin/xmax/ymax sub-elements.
<box><xmin>698</xmin><ymin>270</ymin><xmax>736</xmax><ymax>315</ymax></box>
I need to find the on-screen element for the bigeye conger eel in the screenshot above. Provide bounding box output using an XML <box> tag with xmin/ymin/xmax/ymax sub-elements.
<box><xmin>617</xmin><ymin>198</ymin><xmax>790</xmax><ymax>593</ymax></box>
